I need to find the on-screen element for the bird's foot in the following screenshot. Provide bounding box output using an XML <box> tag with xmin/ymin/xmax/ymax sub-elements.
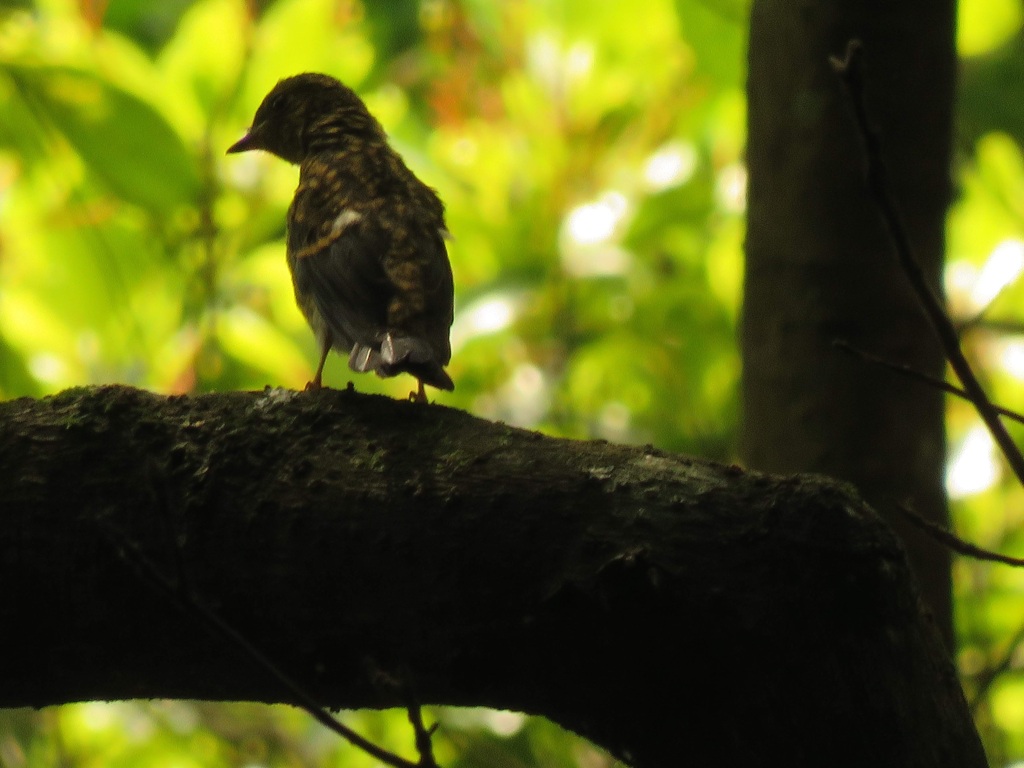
<box><xmin>409</xmin><ymin>381</ymin><xmax>428</xmax><ymax>403</ymax></box>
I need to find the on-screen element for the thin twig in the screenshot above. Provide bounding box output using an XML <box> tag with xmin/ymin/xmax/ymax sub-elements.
<box><xmin>955</xmin><ymin>305</ymin><xmax>994</xmax><ymax>337</ymax></box>
<box><xmin>363</xmin><ymin>659</ymin><xmax>440</xmax><ymax>768</ymax></box>
<box><xmin>895</xmin><ymin>504</ymin><xmax>1024</xmax><ymax>568</ymax></box>
<box><xmin>404</xmin><ymin>679</ymin><xmax>440</xmax><ymax>768</ymax></box>
<box><xmin>895</xmin><ymin>502</ymin><xmax>1024</xmax><ymax>708</ymax></box>
<box><xmin>98</xmin><ymin>521</ymin><xmax>423</xmax><ymax>768</ymax></box>
<box><xmin>833</xmin><ymin>339</ymin><xmax>1024</xmax><ymax>426</ymax></box>
<box><xmin>830</xmin><ymin>39</ymin><xmax>1024</xmax><ymax>489</ymax></box>
<box><xmin>961</xmin><ymin>318</ymin><xmax>1024</xmax><ymax>337</ymax></box>
<box><xmin>969</xmin><ymin>618</ymin><xmax>1024</xmax><ymax>713</ymax></box>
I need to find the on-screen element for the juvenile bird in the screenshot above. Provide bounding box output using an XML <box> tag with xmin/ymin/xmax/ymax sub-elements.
<box><xmin>227</xmin><ymin>73</ymin><xmax>454</xmax><ymax>401</ymax></box>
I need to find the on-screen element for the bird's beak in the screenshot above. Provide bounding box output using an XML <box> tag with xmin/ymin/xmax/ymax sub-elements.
<box><xmin>226</xmin><ymin>130</ymin><xmax>258</xmax><ymax>154</ymax></box>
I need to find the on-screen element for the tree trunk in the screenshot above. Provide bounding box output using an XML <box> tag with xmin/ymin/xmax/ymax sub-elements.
<box><xmin>0</xmin><ymin>386</ymin><xmax>985</xmax><ymax>767</ymax></box>
<box><xmin>743</xmin><ymin>0</ymin><xmax>956</xmax><ymax>642</ymax></box>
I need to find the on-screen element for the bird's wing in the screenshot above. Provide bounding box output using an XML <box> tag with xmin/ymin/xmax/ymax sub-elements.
<box><xmin>380</xmin><ymin>222</ymin><xmax>454</xmax><ymax>364</ymax></box>
<box><xmin>288</xmin><ymin>195</ymin><xmax>393</xmax><ymax>350</ymax></box>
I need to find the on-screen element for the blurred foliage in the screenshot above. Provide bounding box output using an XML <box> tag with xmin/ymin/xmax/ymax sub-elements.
<box><xmin>0</xmin><ymin>0</ymin><xmax>743</xmax><ymax>456</ymax></box>
<box><xmin>953</xmin><ymin>2</ymin><xmax>1024</xmax><ymax>761</ymax></box>
<box><xmin>3</xmin><ymin>0</ymin><xmax>1024</xmax><ymax>765</ymax></box>
<box><xmin>0</xmin><ymin>0</ymin><xmax>742</xmax><ymax>765</ymax></box>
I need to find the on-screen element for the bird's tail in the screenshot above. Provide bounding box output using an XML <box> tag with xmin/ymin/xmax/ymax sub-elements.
<box><xmin>349</xmin><ymin>334</ymin><xmax>454</xmax><ymax>391</ymax></box>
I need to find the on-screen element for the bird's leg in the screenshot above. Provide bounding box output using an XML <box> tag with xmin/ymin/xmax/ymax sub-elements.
<box><xmin>410</xmin><ymin>380</ymin><xmax>428</xmax><ymax>403</ymax></box>
<box><xmin>306</xmin><ymin>334</ymin><xmax>332</xmax><ymax>391</ymax></box>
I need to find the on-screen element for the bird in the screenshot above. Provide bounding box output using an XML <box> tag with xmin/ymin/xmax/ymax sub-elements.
<box><xmin>227</xmin><ymin>73</ymin><xmax>454</xmax><ymax>402</ymax></box>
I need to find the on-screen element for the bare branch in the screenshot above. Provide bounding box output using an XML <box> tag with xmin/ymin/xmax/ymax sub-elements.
<box><xmin>895</xmin><ymin>504</ymin><xmax>1024</xmax><ymax>568</ymax></box>
<box><xmin>101</xmin><ymin>521</ymin><xmax>423</xmax><ymax>768</ymax></box>
<box><xmin>830</xmin><ymin>39</ymin><xmax>1024</xmax><ymax>487</ymax></box>
<box><xmin>969</xmin><ymin>618</ymin><xmax>1024</xmax><ymax>712</ymax></box>
<box><xmin>0</xmin><ymin>385</ymin><xmax>988</xmax><ymax>768</ymax></box>
<box><xmin>834</xmin><ymin>339</ymin><xmax>1024</xmax><ymax>426</ymax></box>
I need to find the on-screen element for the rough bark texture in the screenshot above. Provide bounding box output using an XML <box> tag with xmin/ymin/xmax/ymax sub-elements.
<box><xmin>0</xmin><ymin>386</ymin><xmax>985</xmax><ymax>767</ymax></box>
<box><xmin>743</xmin><ymin>0</ymin><xmax>955</xmax><ymax>641</ymax></box>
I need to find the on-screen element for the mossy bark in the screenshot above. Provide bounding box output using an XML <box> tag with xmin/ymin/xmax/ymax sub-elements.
<box><xmin>0</xmin><ymin>386</ymin><xmax>984</xmax><ymax>767</ymax></box>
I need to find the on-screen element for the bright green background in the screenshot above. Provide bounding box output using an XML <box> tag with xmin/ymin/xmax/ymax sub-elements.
<box><xmin>1</xmin><ymin>0</ymin><xmax>1023</xmax><ymax>765</ymax></box>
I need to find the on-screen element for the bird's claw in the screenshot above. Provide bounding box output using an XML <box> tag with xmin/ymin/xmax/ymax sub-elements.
<box><xmin>410</xmin><ymin>381</ymin><xmax>428</xmax><ymax>403</ymax></box>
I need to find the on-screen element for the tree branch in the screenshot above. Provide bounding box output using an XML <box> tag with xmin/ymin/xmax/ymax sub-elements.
<box><xmin>100</xmin><ymin>519</ymin><xmax>427</xmax><ymax>768</ymax></box>
<box><xmin>0</xmin><ymin>385</ymin><xmax>986</xmax><ymax>768</ymax></box>
<box><xmin>834</xmin><ymin>339</ymin><xmax>1024</xmax><ymax>426</ymax></box>
<box><xmin>830</xmin><ymin>39</ymin><xmax>1024</xmax><ymax>487</ymax></box>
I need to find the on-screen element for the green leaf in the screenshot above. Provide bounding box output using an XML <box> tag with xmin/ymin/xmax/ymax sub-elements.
<box><xmin>362</xmin><ymin>1</ymin><xmax>423</xmax><ymax>85</ymax></box>
<box><xmin>217</xmin><ymin>305</ymin><xmax>312</xmax><ymax>389</ymax></box>
<box><xmin>0</xmin><ymin>331</ymin><xmax>36</xmax><ymax>397</ymax></box>
<box><xmin>960</xmin><ymin>34</ymin><xmax>1024</xmax><ymax>148</ymax></box>
<box><xmin>673</xmin><ymin>0</ymin><xmax>747</xmax><ymax>85</ymax></box>
<box><xmin>3</xmin><ymin>64</ymin><xmax>201</xmax><ymax>211</ymax></box>
<box><xmin>101</xmin><ymin>0</ymin><xmax>200</xmax><ymax>54</ymax></box>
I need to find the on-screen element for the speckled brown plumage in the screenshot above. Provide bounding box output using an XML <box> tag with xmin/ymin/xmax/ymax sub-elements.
<box><xmin>228</xmin><ymin>73</ymin><xmax>454</xmax><ymax>400</ymax></box>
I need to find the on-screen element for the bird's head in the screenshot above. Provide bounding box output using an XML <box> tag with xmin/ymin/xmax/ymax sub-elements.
<box><xmin>227</xmin><ymin>73</ymin><xmax>385</xmax><ymax>164</ymax></box>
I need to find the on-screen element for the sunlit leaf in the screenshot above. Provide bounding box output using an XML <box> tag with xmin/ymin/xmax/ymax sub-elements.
<box><xmin>673</xmin><ymin>0</ymin><xmax>746</xmax><ymax>85</ymax></box>
<box><xmin>959</xmin><ymin>0</ymin><xmax>1023</xmax><ymax>57</ymax></box>
<box><xmin>241</xmin><ymin>0</ymin><xmax>374</xmax><ymax>107</ymax></box>
<box><xmin>158</xmin><ymin>0</ymin><xmax>249</xmax><ymax>123</ymax></box>
<box><xmin>3</xmin><ymin>64</ymin><xmax>201</xmax><ymax>211</ymax></box>
<box><xmin>217</xmin><ymin>305</ymin><xmax>310</xmax><ymax>389</ymax></box>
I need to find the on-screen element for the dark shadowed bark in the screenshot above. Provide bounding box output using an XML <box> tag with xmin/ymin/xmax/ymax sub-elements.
<box><xmin>0</xmin><ymin>386</ymin><xmax>985</xmax><ymax>767</ymax></box>
<box><xmin>743</xmin><ymin>0</ymin><xmax>956</xmax><ymax>642</ymax></box>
